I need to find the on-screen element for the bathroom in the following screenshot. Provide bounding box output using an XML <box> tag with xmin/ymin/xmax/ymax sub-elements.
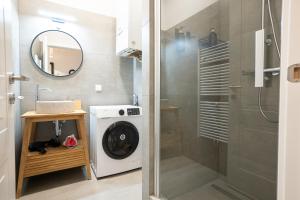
<box><xmin>1</xmin><ymin>0</ymin><xmax>300</xmax><ymax>200</ymax></box>
<box><xmin>3</xmin><ymin>0</ymin><xmax>144</xmax><ymax>199</ymax></box>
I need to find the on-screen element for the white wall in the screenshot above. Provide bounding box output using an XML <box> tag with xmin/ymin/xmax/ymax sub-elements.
<box><xmin>45</xmin><ymin>0</ymin><xmax>116</xmax><ymax>17</ymax></box>
<box><xmin>161</xmin><ymin>0</ymin><xmax>217</xmax><ymax>30</ymax></box>
<box><xmin>278</xmin><ymin>0</ymin><xmax>300</xmax><ymax>199</ymax></box>
<box><xmin>45</xmin><ymin>0</ymin><xmax>141</xmax><ymax>21</ymax></box>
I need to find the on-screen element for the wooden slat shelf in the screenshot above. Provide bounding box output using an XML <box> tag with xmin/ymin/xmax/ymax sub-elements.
<box><xmin>26</xmin><ymin>140</ymin><xmax>83</xmax><ymax>157</ymax></box>
<box><xmin>24</xmin><ymin>141</ymin><xmax>86</xmax><ymax>177</ymax></box>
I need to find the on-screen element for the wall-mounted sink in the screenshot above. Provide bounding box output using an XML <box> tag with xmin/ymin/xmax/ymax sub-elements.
<box><xmin>36</xmin><ymin>101</ymin><xmax>75</xmax><ymax>114</ymax></box>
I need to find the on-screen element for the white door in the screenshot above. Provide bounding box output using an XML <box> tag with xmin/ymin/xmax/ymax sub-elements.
<box><xmin>0</xmin><ymin>0</ymin><xmax>17</xmax><ymax>199</ymax></box>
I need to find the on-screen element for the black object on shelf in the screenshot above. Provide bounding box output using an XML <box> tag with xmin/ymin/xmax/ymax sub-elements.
<box><xmin>28</xmin><ymin>138</ymin><xmax>60</xmax><ymax>154</ymax></box>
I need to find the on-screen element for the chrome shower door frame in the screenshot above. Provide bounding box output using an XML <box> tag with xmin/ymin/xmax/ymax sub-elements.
<box><xmin>153</xmin><ymin>0</ymin><xmax>161</xmax><ymax>198</ymax></box>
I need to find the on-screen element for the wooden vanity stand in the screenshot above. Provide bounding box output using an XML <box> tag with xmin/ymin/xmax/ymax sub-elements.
<box><xmin>16</xmin><ymin>110</ymin><xmax>91</xmax><ymax>198</ymax></box>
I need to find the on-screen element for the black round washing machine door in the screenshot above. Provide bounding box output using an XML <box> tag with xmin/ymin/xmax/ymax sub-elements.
<box><xmin>102</xmin><ymin>121</ymin><xmax>139</xmax><ymax>160</ymax></box>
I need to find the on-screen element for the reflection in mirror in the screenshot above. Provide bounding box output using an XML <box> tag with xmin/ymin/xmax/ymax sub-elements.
<box><xmin>30</xmin><ymin>30</ymin><xmax>83</xmax><ymax>77</ymax></box>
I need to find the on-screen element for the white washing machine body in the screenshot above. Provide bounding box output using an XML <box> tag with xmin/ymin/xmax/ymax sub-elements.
<box><xmin>89</xmin><ymin>105</ymin><xmax>142</xmax><ymax>178</ymax></box>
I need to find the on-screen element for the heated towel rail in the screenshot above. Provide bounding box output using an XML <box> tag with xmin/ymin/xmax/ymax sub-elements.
<box><xmin>198</xmin><ymin>41</ymin><xmax>230</xmax><ymax>143</ymax></box>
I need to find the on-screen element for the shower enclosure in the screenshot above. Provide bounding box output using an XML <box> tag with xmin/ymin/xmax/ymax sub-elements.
<box><xmin>155</xmin><ymin>0</ymin><xmax>281</xmax><ymax>199</ymax></box>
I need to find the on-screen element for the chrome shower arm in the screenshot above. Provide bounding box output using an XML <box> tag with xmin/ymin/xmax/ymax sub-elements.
<box><xmin>263</xmin><ymin>67</ymin><xmax>280</xmax><ymax>73</ymax></box>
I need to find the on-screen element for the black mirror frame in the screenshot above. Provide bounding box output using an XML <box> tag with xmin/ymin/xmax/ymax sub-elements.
<box><xmin>30</xmin><ymin>30</ymin><xmax>84</xmax><ymax>78</ymax></box>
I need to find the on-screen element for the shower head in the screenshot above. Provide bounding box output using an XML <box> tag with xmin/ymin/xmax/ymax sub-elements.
<box><xmin>175</xmin><ymin>27</ymin><xmax>186</xmax><ymax>52</ymax></box>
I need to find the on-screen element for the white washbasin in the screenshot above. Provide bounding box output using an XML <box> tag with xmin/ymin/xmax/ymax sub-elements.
<box><xmin>36</xmin><ymin>101</ymin><xmax>75</xmax><ymax>114</ymax></box>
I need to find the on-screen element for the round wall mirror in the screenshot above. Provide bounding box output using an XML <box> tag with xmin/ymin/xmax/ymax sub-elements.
<box><xmin>30</xmin><ymin>30</ymin><xmax>83</xmax><ymax>77</ymax></box>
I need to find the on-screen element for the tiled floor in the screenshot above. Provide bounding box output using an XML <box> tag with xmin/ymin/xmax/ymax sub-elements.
<box><xmin>19</xmin><ymin>168</ymin><xmax>142</xmax><ymax>200</ymax></box>
<box><xmin>160</xmin><ymin>156</ymin><xmax>251</xmax><ymax>200</ymax></box>
<box><xmin>172</xmin><ymin>182</ymin><xmax>232</xmax><ymax>200</ymax></box>
<box><xmin>160</xmin><ymin>156</ymin><xmax>218</xmax><ymax>199</ymax></box>
<box><xmin>172</xmin><ymin>179</ymin><xmax>251</xmax><ymax>200</ymax></box>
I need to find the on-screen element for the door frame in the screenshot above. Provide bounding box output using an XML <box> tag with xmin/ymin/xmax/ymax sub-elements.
<box><xmin>153</xmin><ymin>0</ymin><xmax>160</xmax><ymax>197</ymax></box>
<box><xmin>2</xmin><ymin>0</ymin><xmax>19</xmax><ymax>199</ymax></box>
<box><xmin>277</xmin><ymin>0</ymin><xmax>300</xmax><ymax>199</ymax></box>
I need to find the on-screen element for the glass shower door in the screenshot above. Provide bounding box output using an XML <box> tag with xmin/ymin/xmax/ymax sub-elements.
<box><xmin>158</xmin><ymin>0</ymin><xmax>281</xmax><ymax>200</ymax></box>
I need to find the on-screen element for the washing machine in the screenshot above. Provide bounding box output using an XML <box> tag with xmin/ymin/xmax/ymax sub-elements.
<box><xmin>89</xmin><ymin>105</ymin><xmax>142</xmax><ymax>178</ymax></box>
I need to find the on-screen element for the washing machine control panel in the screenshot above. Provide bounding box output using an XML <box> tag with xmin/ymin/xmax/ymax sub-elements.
<box><xmin>127</xmin><ymin>108</ymin><xmax>140</xmax><ymax>116</ymax></box>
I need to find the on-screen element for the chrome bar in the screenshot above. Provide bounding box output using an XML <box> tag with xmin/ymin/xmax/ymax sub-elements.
<box><xmin>200</xmin><ymin>86</ymin><xmax>229</xmax><ymax>89</ymax></box>
<box><xmin>199</xmin><ymin>42</ymin><xmax>229</xmax><ymax>52</ymax></box>
<box><xmin>200</xmin><ymin>109</ymin><xmax>229</xmax><ymax>114</ymax></box>
<box><xmin>200</xmin><ymin>46</ymin><xmax>229</xmax><ymax>54</ymax></box>
<box><xmin>199</xmin><ymin>112</ymin><xmax>229</xmax><ymax>118</ymax></box>
<box><xmin>199</xmin><ymin>107</ymin><xmax>229</xmax><ymax>110</ymax></box>
<box><xmin>200</xmin><ymin>84</ymin><xmax>229</xmax><ymax>88</ymax></box>
<box><xmin>199</xmin><ymin>78</ymin><xmax>229</xmax><ymax>84</ymax></box>
<box><xmin>200</xmin><ymin>66</ymin><xmax>229</xmax><ymax>71</ymax></box>
<box><xmin>200</xmin><ymin>128</ymin><xmax>229</xmax><ymax>139</ymax></box>
<box><xmin>200</xmin><ymin>126</ymin><xmax>229</xmax><ymax>135</ymax></box>
<box><xmin>200</xmin><ymin>74</ymin><xmax>230</xmax><ymax>79</ymax></box>
<box><xmin>199</xmin><ymin>116</ymin><xmax>228</xmax><ymax>124</ymax></box>
<box><xmin>200</xmin><ymin>126</ymin><xmax>229</xmax><ymax>134</ymax></box>
<box><xmin>264</xmin><ymin>67</ymin><xmax>280</xmax><ymax>73</ymax></box>
<box><xmin>200</xmin><ymin>47</ymin><xmax>229</xmax><ymax>54</ymax></box>
<box><xmin>199</xmin><ymin>104</ymin><xmax>229</xmax><ymax>108</ymax></box>
<box><xmin>200</xmin><ymin>55</ymin><xmax>230</xmax><ymax>63</ymax></box>
<box><xmin>199</xmin><ymin>105</ymin><xmax>229</xmax><ymax>110</ymax></box>
<box><xmin>200</xmin><ymin>124</ymin><xmax>229</xmax><ymax>132</ymax></box>
<box><xmin>200</xmin><ymin>51</ymin><xmax>230</xmax><ymax>60</ymax></box>
<box><xmin>199</xmin><ymin>101</ymin><xmax>229</xmax><ymax>104</ymax></box>
<box><xmin>199</xmin><ymin>62</ymin><xmax>229</xmax><ymax>69</ymax></box>
<box><xmin>199</xmin><ymin>107</ymin><xmax>230</xmax><ymax>112</ymax></box>
<box><xmin>200</xmin><ymin>88</ymin><xmax>229</xmax><ymax>91</ymax></box>
<box><xmin>200</xmin><ymin>81</ymin><xmax>229</xmax><ymax>85</ymax></box>
<box><xmin>200</xmin><ymin>85</ymin><xmax>229</xmax><ymax>88</ymax></box>
<box><xmin>200</xmin><ymin>70</ymin><xmax>230</xmax><ymax>76</ymax></box>
<box><xmin>154</xmin><ymin>0</ymin><xmax>160</xmax><ymax>197</ymax></box>
<box><xmin>200</xmin><ymin>94</ymin><xmax>229</xmax><ymax>96</ymax></box>
<box><xmin>200</xmin><ymin>50</ymin><xmax>229</xmax><ymax>58</ymax></box>
<box><xmin>200</xmin><ymin>68</ymin><xmax>229</xmax><ymax>73</ymax></box>
<box><xmin>200</xmin><ymin>89</ymin><xmax>229</xmax><ymax>92</ymax></box>
<box><xmin>200</xmin><ymin>119</ymin><xmax>228</xmax><ymax>126</ymax></box>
